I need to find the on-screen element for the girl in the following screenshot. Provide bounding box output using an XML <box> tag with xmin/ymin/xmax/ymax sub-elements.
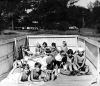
<box><xmin>67</xmin><ymin>49</ymin><xmax>77</xmax><ymax>72</ymax></box>
<box><xmin>41</xmin><ymin>42</ymin><xmax>48</xmax><ymax>55</ymax></box>
<box><xmin>61</xmin><ymin>41</ymin><xmax>68</xmax><ymax>55</ymax></box>
<box><xmin>50</xmin><ymin>42</ymin><xmax>59</xmax><ymax>57</ymax></box>
<box><xmin>35</xmin><ymin>42</ymin><xmax>41</xmax><ymax>55</ymax></box>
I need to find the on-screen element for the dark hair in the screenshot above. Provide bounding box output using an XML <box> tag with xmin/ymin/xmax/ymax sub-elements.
<box><xmin>67</xmin><ymin>49</ymin><xmax>73</xmax><ymax>54</ymax></box>
<box><xmin>63</xmin><ymin>41</ymin><xmax>67</xmax><ymax>46</ymax></box>
<box><xmin>42</xmin><ymin>42</ymin><xmax>47</xmax><ymax>47</ymax></box>
<box><xmin>60</xmin><ymin>50</ymin><xmax>65</xmax><ymax>54</ymax></box>
<box><xmin>46</xmin><ymin>48</ymin><xmax>51</xmax><ymax>53</ymax></box>
<box><xmin>51</xmin><ymin>42</ymin><xmax>56</xmax><ymax>47</ymax></box>
<box><xmin>35</xmin><ymin>62</ymin><xmax>41</xmax><ymax>68</ymax></box>
<box><xmin>23</xmin><ymin>64</ymin><xmax>29</xmax><ymax>69</ymax></box>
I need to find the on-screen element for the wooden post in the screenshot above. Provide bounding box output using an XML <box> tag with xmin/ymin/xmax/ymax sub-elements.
<box><xmin>76</xmin><ymin>36</ymin><xmax>78</xmax><ymax>50</ymax></box>
<box><xmin>84</xmin><ymin>39</ymin><xmax>86</xmax><ymax>57</ymax></box>
<box><xmin>14</xmin><ymin>38</ymin><xmax>18</xmax><ymax>60</ymax></box>
<box><xmin>97</xmin><ymin>47</ymin><xmax>100</xmax><ymax>85</ymax></box>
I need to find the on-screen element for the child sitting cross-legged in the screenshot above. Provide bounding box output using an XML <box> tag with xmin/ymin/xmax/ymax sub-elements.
<box><xmin>74</xmin><ymin>47</ymin><xmax>89</xmax><ymax>75</ymax></box>
<box><xmin>60</xmin><ymin>49</ymin><xmax>77</xmax><ymax>75</ymax></box>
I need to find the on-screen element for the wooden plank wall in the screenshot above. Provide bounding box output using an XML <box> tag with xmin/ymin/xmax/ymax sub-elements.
<box><xmin>77</xmin><ymin>36</ymin><xmax>100</xmax><ymax>85</ymax></box>
<box><xmin>0</xmin><ymin>36</ymin><xmax>27</xmax><ymax>76</ymax></box>
<box><xmin>28</xmin><ymin>35</ymin><xmax>78</xmax><ymax>54</ymax></box>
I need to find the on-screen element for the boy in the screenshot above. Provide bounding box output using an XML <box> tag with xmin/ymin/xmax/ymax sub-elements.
<box><xmin>18</xmin><ymin>64</ymin><xmax>30</xmax><ymax>83</ymax></box>
<box><xmin>30</xmin><ymin>62</ymin><xmax>42</xmax><ymax>82</ymax></box>
<box><xmin>74</xmin><ymin>47</ymin><xmax>89</xmax><ymax>74</ymax></box>
<box><xmin>45</xmin><ymin>48</ymin><xmax>57</xmax><ymax>81</ymax></box>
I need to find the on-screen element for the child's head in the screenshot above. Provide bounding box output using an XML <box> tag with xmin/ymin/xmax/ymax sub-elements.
<box><xmin>35</xmin><ymin>62</ymin><xmax>41</xmax><ymax>72</ymax></box>
<box><xmin>36</xmin><ymin>42</ymin><xmax>41</xmax><ymax>48</ymax></box>
<box><xmin>60</xmin><ymin>50</ymin><xmax>65</xmax><ymax>56</ymax></box>
<box><xmin>46</xmin><ymin>48</ymin><xmax>51</xmax><ymax>56</ymax></box>
<box><xmin>23</xmin><ymin>64</ymin><xmax>29</xmax><ymax>73</ymax></box>
<box><xmin>51</xmin><ymin>42</ymin><xmax>56</xmax><ymax>48</ymax></box>
<box><xmin>77</xmin><ymin>47</ymin><xmax>84</xmax><ymax>56</ymax></box>
<box><xmin>67</xmin><ymin>49</ymin><xmax>73</xmax><ymax>57</ymax></box>
<box><xmin>62</xmin><ymin>41</ymin><xmax>67</xmax><ymax>47</ymax></box>
<box><xmin>42</xmin><ymin>42</ymin><xmax>47</xmax><ymax>48</ymax></box>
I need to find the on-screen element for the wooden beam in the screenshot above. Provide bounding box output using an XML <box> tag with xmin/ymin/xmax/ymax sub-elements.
<box><xmin>14</xmin><ymin>38</ymin><xmax>18</xmax><ymax>60</ymax></box>
<box><xmin>97</xmin><ymin>47</ymin><xmax>100</xmax><ymax>85</ymax></box>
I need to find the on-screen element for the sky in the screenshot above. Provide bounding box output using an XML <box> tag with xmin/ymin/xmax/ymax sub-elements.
<box><xmin>74</xmin><ymin>0</ymin><xmax>96</xmax><ymax>8</ymax></box>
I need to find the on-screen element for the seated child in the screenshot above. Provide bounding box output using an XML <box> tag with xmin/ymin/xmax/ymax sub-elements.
<box><xmin>60</xmin><ymin>50</ymin><xmax>67</xmax><ymax>66</ymax></box>
<box><xmin>54</xmin><ymin>50</ymin><xmax>64</xmax><ymax>75</ymax></box>
<box><xmin>74</xmin><ymin>47</ymin><xmax>89</xmax><ymax>74</ymax></box>
<box><xmin>30</xmin><ymin>62</ymin><xmax>42</xmax><ymax>82</ymax></box>
<box><xmin>45</xmin><ymin>48</ymin><xmax>57</xmax><ymax>81</ymax></box>
<box><xmin>67</xmin><ymin>49</ymin><xmax>77</xmax><ymax>72</ymax></box>
<box><xmin>18</xmin><ymin>64</ymin><xmax>30</xmax><ymax>83</ymax></box>
<box><xmin>35</xmin><ymin>42</ymin><xmax>42</xmax><ymax>55</ymax></box>
<box><xmin>23</xmin><ymin>50</ymin><xmax>33</xmax><ymax>62</ymax></box>
<box><xmin>60</xmin><ymin>41</ymin><xmax>68</xmax><ymax>55</ymax></box>
<box><xmin>41</xmin><ymin>42</ymin><xmax>48</xmax><ymax>55</ymax></box>
<box><xmin>50</xmin><ymin>42</ymin><xmax>59</xmax><ymax>57</ymax></box>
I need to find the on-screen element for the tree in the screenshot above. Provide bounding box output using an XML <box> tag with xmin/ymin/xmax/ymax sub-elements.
<box><xmin>0</xmin><ymin>1</ymin><xmax>21</xmax><ymax>32</ymax></box>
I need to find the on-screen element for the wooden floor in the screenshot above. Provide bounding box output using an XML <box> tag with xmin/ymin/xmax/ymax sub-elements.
<box><xmin>42</xmin><ymin>74</ymin><xmax>98</xmax><ymax>86</ymax></box>
<box><xmin>0</xmin><ymin>72</ymin><xmax>99</xmax><ymax>86</ymax></box>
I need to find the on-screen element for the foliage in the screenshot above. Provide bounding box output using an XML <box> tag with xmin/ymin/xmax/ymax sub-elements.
<box><xmin>1</xmin><ymin>0</ymin><xmax>100</xmax><ymax>33</ymax></box>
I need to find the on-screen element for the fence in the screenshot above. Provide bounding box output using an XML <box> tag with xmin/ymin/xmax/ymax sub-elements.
<box><xmin>27</xmin><ymin>35</ymin><xmax>78</xmax><ymax>54</ymax></box>
<box><xmin>0</xmin><ymin>35</ymin><xmax>27</xmax><ymax>76</ymax></box>
<box><xmin>77</xmin><ymin>36</ymin><xmax>100</xmax><ymax>85</ymax></box>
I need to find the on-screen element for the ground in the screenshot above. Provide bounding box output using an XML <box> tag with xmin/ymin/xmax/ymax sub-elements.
<box><xmin>0</xmin><ymin>71</ymin><xmax>99</xmax><ymax>86</ymax></box>
<box><xmin>1</xmin><ymin>29</ymin><xmax>100</xmax><ymax>41</ymax></box>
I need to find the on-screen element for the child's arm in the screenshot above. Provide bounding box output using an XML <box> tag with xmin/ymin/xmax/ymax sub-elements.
<box><xmin>8</xmin><ymin>62</ymin><xmax>19</xmax><ymax>77</ymax></box>
<box><xmin>80</xmin><ymin>56</ymin><xmax>86</xmax><ymax>68</ymax></box>
<box><xmin>18</xmin><ymin>72</ymin><xmax>24</xmax><ymax>84</ymax></box>
<box><xmin>74</xmin><ymin>55</ymin><xmax>80</xmax><ymax>69</ymax></box>
<box><xmin>30</xmin><ymin>70</ymin><xmax>41</xmax><ymax>82</ymax></box>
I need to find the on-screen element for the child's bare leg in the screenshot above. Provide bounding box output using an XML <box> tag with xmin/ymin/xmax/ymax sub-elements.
<box><xmin>85</xmin><ymin>66</ymin><xmax>89</xmax><ymax>73</ymax></box>
<box><xmin>69</xmin><ymin>63</ymin><xmax>72</xmax><ymax>71</ymax></box>
<box><xmin>73</xmin><ymin>63</ymin><xmax>78</xmax><ymax>71</ymax></box>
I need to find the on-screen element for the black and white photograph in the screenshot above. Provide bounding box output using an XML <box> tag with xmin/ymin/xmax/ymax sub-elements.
<box><xmin>0</xmin><ymin>0</ymin><xmax>100</xmax><ymax>86</ymax></box>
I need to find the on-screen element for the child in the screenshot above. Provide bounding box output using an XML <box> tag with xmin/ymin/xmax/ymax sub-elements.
<box><xmin>45</xmin><ymin>48</ymin><xmax>57</xmax><ymax>81</ymax></box>
<box><xmin>18</xmin><ymin>64</ymin><xmax>30</xmax><ymax>83</ymax></box>
<box><xmin>30</xmin><ymin>62</ymin><xmax>42</xmax><ymax>82</ymax></box>
<box><xmin>41</xmin><ymin>42</ymin><xmax>48</xmax><ymax>55</ymax></box>
<box><xmin>74</xmin><ymin>47</ymin><xmax>89</xmax><ymax>74</ymax></box>
<box><xmin>60</xmin><ymin>50</ymin><xmax>67</xmax><ymax>66</ymax></box>
<box><xmin>35</xmin><ymin>42</ymin><xmax>41</xmax><ymax>55</ymax></box>
<box><xmin>50</xmin><ymin>42</ymin><xmax>59</xmax><ymax>57</ymax></box>
<box><xmin>60</xmin><ymin>41</ymin><xmax>68</xmax><ymax>55</ymax></box>
<box><xmin>67</xmin><ymin>49</ymin><xmax>77</xmax><ymax>72</ymax></box>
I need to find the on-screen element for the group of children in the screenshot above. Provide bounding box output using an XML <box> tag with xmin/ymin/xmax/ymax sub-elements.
<box><xmin>12</xmin><ymin>41</ymin><xmax>90</xmax><ymax>83</ymax></box>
